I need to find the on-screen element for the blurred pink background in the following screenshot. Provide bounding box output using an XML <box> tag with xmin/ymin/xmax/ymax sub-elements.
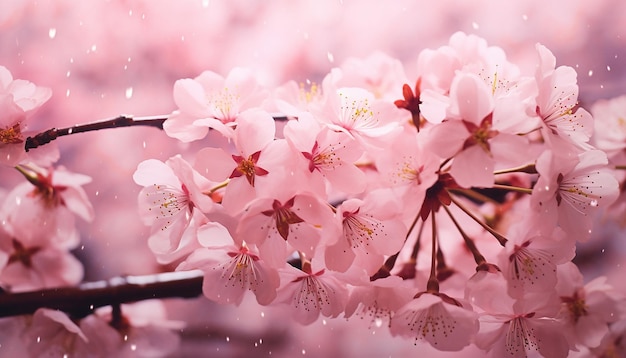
<box><xmin>1</xmin><ymin>1</ymin><xmax>625</xmax><ymax>356</ymax></box>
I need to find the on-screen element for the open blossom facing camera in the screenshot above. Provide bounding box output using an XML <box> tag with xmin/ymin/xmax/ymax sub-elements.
<box><xmin>2</xmin><ymin>29</ymin><xmax>626</xmax><ymax>358</ymax></box>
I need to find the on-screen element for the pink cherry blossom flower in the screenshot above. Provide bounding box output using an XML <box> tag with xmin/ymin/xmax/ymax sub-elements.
<box><xmin>556</xmin><ymin>262</ymin><xmax>624</xmax><ymax>349</ymax></box>
<box><xmin>324</xmin><ymin>191</ymin><xmax>406</xmax><ymax>274</ymax></box>
<box><xmin>471</xmin><ymin>274</ymin><xmax>570</xmax><ymax>358</ymax></box>
<box><xmin>178</xmin><ymin>221</ymin><xmax>280</xmax><ymax>306</ymax></box>
<box><xmin>164</xmin><ymin>67</ymin><xmax>267</xmax><ymax>141</ymax></box>
<box><xmin>590</xmin><ymin>94</ymin><xmax>626</xmax><ymax>160</ymax></box>
<box><xmin>1</xmin><ymin>165</ymin><xmax>93</xmax><ymax>249</ymax></box>
<box><xmin>0</xmin><ymin>65</ymin><xmax>52</xmax><ymax>112</ymax></box>
<box><xmin>531</xmin><ymin>149</ymin><xmax>619</xmax><ymax>239</ymax></box>
<box><xmin>237</xmin><ymin>193</ymin><xmax>336</xmax><ymax>268</ymax></box>
<box><xmin>195</xmin><ymin>109</ymin><xmax>290</xmax><ymax>214</ymax></box>
<box><xmin>95</xmin><ymin>300</ymin><xmax>184</xmax><ymax>357</ymax></box>
<box><xmin>344</xmin><ymin>276</ymin><xmax>414</xmax><ymax>328</ymax></box>
<box><xmin>0</xmin><ymin>66</ymin><xmax>57</xmax><ymax>167</ymax></box>
<box><xmin>375</xmin><ymin>129</ymin><xmax>440</xmax><ymax>201</ymax></box>
<box><xmin>0</xmin><ymin>230</ymin><xmax>83</xmax><ymax>292</ymax></box>
<box><xmin>283</xmin><ymin>111</ymin><xmax>365</xmax><ymax>195</ymax></box>
<box><xmin>330</xmin><ymin>51</ymin><xmax>409</xmax><ymax>100</ymax></box>
<box><xmin>313</xmin><ymin>86</ymin><xmax>404</xmax><ymax>148</ymax></box>
<box><xmin>23</xmin><ymin>308</ymin><xmax>121</xmax><ymax>358</ymax></box>
<box><xmin>389</xmin><ymin>291</ymin><xmax>479</xmax><ymax>351</ymax></box>
<box><xmin>534</xmin><ymin>44</ymin><xmax>593</xmax><ymax>151</ymax></box>
<box><xmin>276</xmin><ymin>261</ymin><xmax>349</xmax><ymax>325</ymax></box>
<box><xmin>498</xmin><ymin>224</ymin><xmax>575</xmax><ymax>298</ymax></box>
<box><xmin>424</xmin><ymin>73</ymin><xmax>532</xmax><ymax>188</ymax></box>
<box><xmin>133</xmin><ymin>155</ymin><xmax>217</xmax><ymax>262</ymax></box>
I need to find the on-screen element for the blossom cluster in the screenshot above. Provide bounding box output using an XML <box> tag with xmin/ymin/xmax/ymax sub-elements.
<box><xmin>1</xmin><ymin>32</ymin><xmax>626</xmax><ymax>356</ymax></box>
<box><xmin>132</xmin><ymin>32</ymin><xmax>626</xmax><ymax>356</ymax></box>
<box><xmin>0</xmin><ymin>67</ymin><xmax>181</xmax><ymax>357</ymax></box>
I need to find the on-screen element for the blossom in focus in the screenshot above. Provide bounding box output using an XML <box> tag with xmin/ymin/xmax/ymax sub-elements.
<box><xmin>178</xmin><ymin>222</ymin><xmax>280</xmax><ymax>306</ymax></box>
<box><xmin>531</xmin><ymin>149</ymin><xmax>619</xmax><ymax>239</ymax></box>
<box><xmin>133</xmin><ymin>155</ymin><xmax>217</xmax><ymax>263</ymax></box>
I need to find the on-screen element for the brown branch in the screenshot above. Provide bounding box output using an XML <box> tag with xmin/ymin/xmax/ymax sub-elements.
<box><xmin>24</xmin><ymin>115</ymin><xmax>168</xmax><ymax>152</ymax></box>
<box><xmin>24</xmin><ymin>114</ymin><xmax>292</xmax><ymax>152</ymax></box>
<box><xmin>0</xmin><ymin>270</ymin><xmax>204</xmax><ymax>319</ymax></box>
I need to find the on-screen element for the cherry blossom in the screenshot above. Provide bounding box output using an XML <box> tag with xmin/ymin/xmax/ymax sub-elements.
<box><xmin>324</xmin><ymin>192</ymin><xmax>406</xmax><ymax>274</ymax></box>
<box><xmin>389</xmin><ymin>292</ymin><xmax>479</xmax><ymax>351</ymax></box>
<box><xmin>164</xmin><ymin>67</ymin><xmax>267</xmax><ymax>141</ymax></box>
<box><xmin>133</xmin><ymin>155</ymin><xmax>217</xmax><ymax>262</ymax></box>
<box><xmin>194</xmin><ymin>109</ymin><xmax>289</xmax><ymax>214</ymax></box>
<box><xmin>0</xmin><ymin>66</ymin><xmax>56</xmax><ymax>167</ymax></box>
<box><xmin>22</xmin><ymin>308</ymin><xmax>121</xmax><ymax>358</ymax></box>
<box><xmin>237</xmin><ymin>192</ymin><xmax>336</xmax><ymax>268</ymax></box>
<box><xmin>470</xmin><ymin>273</ymin><xmax>571</xmax><ymax>357</ymax></box>
<box><xmin>283</xmin><ymin>111</ymin><xmax>366</xmax><ymax>196</ymax></box>
<box><xmin>276</xmin><ymin>261</ymin><xmax>349</xmax><ymax>325</ymax></box>
<box><xmin>313</xmin><ymin>86</ymin><xmax>404</xmax><ymax>148</ymax></box>
<box><xmin>424</xmin><ymin>72</ymin><xmax>533</xmax><ymax>188</ymax></box>
<box><xmin>344</xmin><ymin>276</ymin><xmax>414</xmax><ymax>327</ymax></box>
<box><xmin>1</xmin><ymin>165</ymin><xmax>94</xmax><ymax>249</ymax></box>
<box><xmin>531</xmin><ymin>149</ymin><xmax>619</xmax><ymax>239</ymax></box>
<box><xmin>178</xmin><ymin>222</ymin><xmax>280</xmax><ymax>305</ymax></box>
<box><xmin>534</xmin><ymin>44</ymin><xmax>593</xmax><ymax>151</ymax></box>
<box><xmin>95</xmin><ymin>300</ymin><xmax>184</xmax><ymax>357</ymax></box>
<box><xmin>555</xmin><ymin>262</ymin><xmax>624</xmax><ymax>349</ymax></box>
<box><xmin>498</xmin><ymin>224</ymin><xmax>575</xmax><ymax>298</ymax></box>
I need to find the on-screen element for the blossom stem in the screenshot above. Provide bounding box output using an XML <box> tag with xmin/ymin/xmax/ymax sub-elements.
<box><xmin>426</xmin><ymin>215</ymin><xmax>439</xmax><ymax>293</ymax></box>
<box><xmin>442</xmin><ymin>204</ymin><xmax>486</xmax><ymax>265</ymax></box>
<box><xmin>492</xmin><ymin>183</ymin><xmax>533</xmax><ymax>195</ymax></box>
<box><xmin>615</xmin><ymin>165</ymin><xmax>626</xmax><ymax>170</ymax></box>
<box><xmin>493</xmin><ymin>163</ymin><xmax>537</xmax><ymax>175</ymax></box>
<box><xmin>205</xmin><ymin>180</ymin><xmax>229</xmax><ymax>194</ymax></box>
<box><xmin>0</xmin><ymin>270</ymin><xmax>203</xmax><ymax>318</ymax></box>
<box><xmin>369</xmin><ymin>211</ymin><xmax>422</xmax><ymax>281</ymax></box>
<box><xmin>449</xmin><ymin>187</ymin><xmax>499</xmax><ymax>204</ymax></box>
<box><xmin>448</xmin><ymin>193</ymin><xmax>508</xmax><ymax>246</ymax></box>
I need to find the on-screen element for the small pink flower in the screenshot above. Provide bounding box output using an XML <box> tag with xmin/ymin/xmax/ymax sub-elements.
<box><xmin>0</xmin><ymin>66</ymin><xmax>56</xmax><ymax>167</ymax></box>
<box><xmin>532</xmin><ymin>149</ymin><xmax>619</xmax><ymax>239</ymax></box>
<box><xmin>556</xmin><ymin>262</ymin><xmax>624</xmax><ymax>348</ymax></box>
<box><xmin>344</xmin><ymin>276</ymin><xmax>414</xmax><ymax>327</ymax></box>
<box><xmin>534</xmin><ymin>44</ymin><xmax>593</xmax><ymax>150</ymax></box>
<box><xmin>389</xmin><ymin>291</ymin><xmax>479</xmax><ymax>351</ymax></box>
<box><xmin>283</xmin><ymin>112</ymin><xmax>366</xmax><ymax>195</ymax></box>
<box><xmin>164</xmin><ymin>67</ymin><xmax>267</xmax><ymax>141</ymax></box>
<box><xmin>178</xmin><ymin>222</ymin><xmax>280</xmax><ymax>306</ymax></box>
<box><xmin>23</xmin><ymin>308</ymin><xmax>121</xmax><ymax>358</ymax></box>
<box><xmin>0</xmin><ymin>233</ymin><xmax>83</xmax><ymax>292</ymax></box>
<box><xmin>133</xmin><ymin>155</ymin><xmax>217</xmax><ymax>262</ymax></box>
<box><xmin>471</xmin><ymin>275</ymin><xmax>570</xmax><ymax>358</ymax></box>
<box><xmin>498</xmin><ymin>225</ymin><xmax>575</xmax><ymax>298</ymax></box>
<box><xmin>195</xmin><ymin>110</ymin><xmax>289</xmax><ymax>214</ymax></box>
<box><xmin>237</xmin><ymin>193</ymin><xmax>336</xmax><ymax>268</ymax></box>
<box><xmin>1</xmin><ymin>165</ymin><xmax>93</xmax><ymax>249</ymax></box>
<box><xmin>324</xmin><ymin>192</ymin><xmax>406</xmax><ymax>274</ymax></box>
<box><xmin>276</xmin><ymin>262</ymin><xmax>349</xmax><ymax>325</ymax></box>
<box><xmin>313</xmin><ymin>86</ymin><xmax>404</xmax><ymax>148</ymax></box>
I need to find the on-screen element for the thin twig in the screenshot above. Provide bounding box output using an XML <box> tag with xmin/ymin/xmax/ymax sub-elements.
<box><xmin>24</xmin><ymin>115</ymin><xmax>168</xmax><ymax>152</ymax></box>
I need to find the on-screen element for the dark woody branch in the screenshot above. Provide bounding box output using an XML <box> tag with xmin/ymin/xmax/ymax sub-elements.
<box><xmin>0</xmin><ymin>270</ymin><xmax>203</xmax><ymax>319</ymax></box>
<box><xmin>24</xmin><ymin>113</ymin><xmax>292</xmax><ymax>152</ymax></box>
